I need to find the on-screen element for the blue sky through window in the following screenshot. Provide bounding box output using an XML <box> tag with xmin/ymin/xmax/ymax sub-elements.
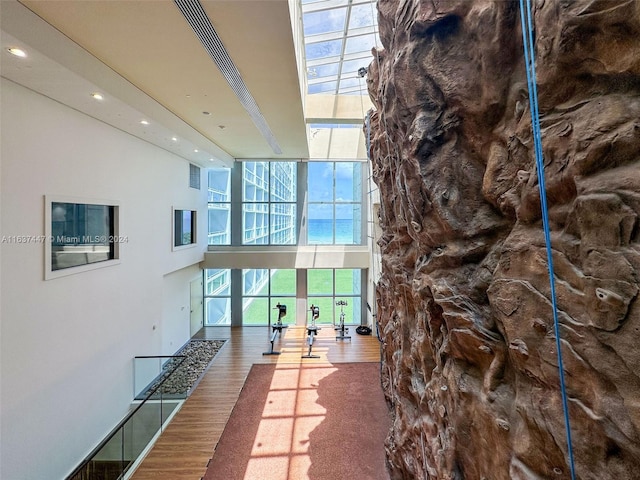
<box><xmin>307</xmin><ymin>161</ymin><xmax>362</xmax><ymax>245</ymax></box>
<box><xmin>303</xmin><ymin>8</ymin><xmax>346</xmax><ymax>36</ymax></box>
<box><xmin>301</xmin><ymin>0</ymin><xmax>379</xmax><ymax>95</ymax></box>
<box><xmin>305</xmin><ymin>39</ymin><xmax>343</xmax><ymax>61</ymax></box>
<box><xmin>349</xmin><ymin>3</ymin><xmax>376</xmax><ymax>28</ymax></box>
<box><xmin>307</xmin><ymin>162</ymin><xmax>361</xmax><ymax>215</ymax></box>
<box><xmin>308</xmin><ymin>162</ymin><xmax>333</xmax><ymax>203</ymax></box>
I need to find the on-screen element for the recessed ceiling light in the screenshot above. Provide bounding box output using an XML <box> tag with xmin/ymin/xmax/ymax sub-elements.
<box><xmin>218</xmin><ymin>125</ymin><xmax>226</xmax><ymax>130</ymax></box>
<box><xmin>194</xmin><ymin>149</ymin><xmax>199</xmax><ymax>153</ymax></box>
<box><xmin>91</xmin><ymin>93</ymin><xmax>104</xmax><ymax>100</ymax></box>
<box><xmin>140</xmin><ymin>120</ymin><xmax>149</xmax><ymax>125</ymax></box>
<box><xmin>209</xmin><ymin>158</ymin><xmax>214</xmax><ymax>162</ymax></box>
<box><xmin>171</xmin><ymin>137</ymin><xmax>178</xmax><ymax>142</ymax></box>
<box><xmin>7</xmin><ymin>48</ymin><xmax>26</xmax><ymax>58</ymax></box>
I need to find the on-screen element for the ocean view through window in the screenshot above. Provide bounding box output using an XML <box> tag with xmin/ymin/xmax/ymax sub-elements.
<box><xmin>207</xmin><ymin>161</ymin><xmax>363</xmax><ymax>247</ymax></box>
<box><xmin>308</xmin><ymin>218</ymin><xmax>357</xmax><ymax>243</ymax></box>
<box><xmin>308</xmin><ymin>161</ymin><xmax>362</xmax><ymax>245</ymax></box>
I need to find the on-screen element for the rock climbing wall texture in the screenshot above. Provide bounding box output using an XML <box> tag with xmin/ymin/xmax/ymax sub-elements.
<box><xmin>367</xmin><ymin>1</ymin><xmax>640</xmax><ymax>479</ymax></box>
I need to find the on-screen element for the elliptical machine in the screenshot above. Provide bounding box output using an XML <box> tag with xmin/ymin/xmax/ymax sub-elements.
<box><xmin>302</xmin><ymin>304</ymin><xmax>321</xmax><ymax>359</ymax></box>
<box><xmin>263</xmin><ymin>303</ymin><xmax>288</xmax><ymax>356</ymax></box>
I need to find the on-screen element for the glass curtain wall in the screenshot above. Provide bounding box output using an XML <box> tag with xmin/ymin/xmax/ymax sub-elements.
<box><xmin>308</xmin><ymin>162</ymin><xmax>362</xmax><ymax>245</ymax></box>
<box><xmin>205</xmin><ymin>161</ymin><xmax>365</xmax><ymax>326</ymax></box>
<box><xmin>204</xmin><ymin>269</ymin><xmax>231</xmax><ymax>325</ymax></box>
<box><xmin>208</xmin><ymin>161</ymin><xmax>364</xmax><ymax>247</ymax></box>
<box><xmin>307</xmin><ymin>269</ymin><xmax>361</xmax><ymax>325</ymax></box>
<box><xmin>242</xmin><ymin>161</ymin><xmax>297</xmax><ymax>245</ymax></box>
<box><xmin>207</xmin><ymin>168</ymin><xmax>231</xmax><ymax>245</ymax></box>
<box><xmin>204</xmin><ymin>267</ymin><xmax>362</xmax><ymax>326</ymax></box>
<box><xmin>242</xmin><ymin>269</ymin><xmax>297</xmax><ymax>325</ymax></box>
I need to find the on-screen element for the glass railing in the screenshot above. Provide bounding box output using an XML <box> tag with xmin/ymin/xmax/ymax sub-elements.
<box><xmin>65</xmin><ymin>355</ymin><xmax>187</xmax><ymax>480</ymax></box>
<box><xmin>133</xmin><ymin>355</ymin><xmax>190</xmax><ymax>400</ymax></box>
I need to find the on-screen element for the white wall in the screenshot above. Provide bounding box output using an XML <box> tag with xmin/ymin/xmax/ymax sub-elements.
<box><xmin>0</xmin><ymin>79</ymin><xmax>207</xmax><ymax>480</ymax></box>
<box><xmin>162</xmin><ymin>265</ymin><xmax>202</xmax><ymax>354</ymax></box>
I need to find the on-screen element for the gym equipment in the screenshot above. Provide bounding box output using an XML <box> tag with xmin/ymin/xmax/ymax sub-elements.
<box><xmin>302</xmin><ymin>304</ymin><xmax>321</xmax><ymax>359</ymax></box>
<box><xmin>263</xmin><ymin>303</ymin><xmax>288</xmax><ymax>356</ymax></box>
<box><xmin>334</xmin><ymin>300</ymin><xmax>351</xmax><ymax>341</ymax></box>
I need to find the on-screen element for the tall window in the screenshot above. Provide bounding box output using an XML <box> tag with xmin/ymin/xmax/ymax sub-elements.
<box><xmin>307</xmin><ymin>162</ymin><xmax>362</xmax><ymax>245</ymax></box>
<box><xmin>204</xmin><ymin>269</ymin><xmax>231</xmax><ymax>325</ymax></box>
<box><xmin>242</xmin><ymin>162</ymin><xmax>297</xmax><ymax>245</ymax></box>
<box><xmin>203</xmin><ymin>268</ymin><xmax>362</xmax><ymax>325</ymax></box>
<box><xmin>207</xmin><ymin>162</ymin><xmax>365</xmax><ymax>247</ymax></box>
<box><xmin>307</xmin><ymin>269</ymin><xmax>361</xmax><ymax>325</ymax></box>
<box><xmin>208</xmin><ymin>168</ymin><xmax>231</xmax><ymax>245</ymax></box>
<box><xmin>242</xmin><ymin>269</ymin><xmax>296</xmax><ymax>325</ymax></box>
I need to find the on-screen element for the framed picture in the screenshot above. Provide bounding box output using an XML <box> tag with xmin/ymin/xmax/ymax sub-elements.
<box><xmin>44</xmin><ymin>195</ymin><xmax>121</xmax><ymax>279</ymax></box>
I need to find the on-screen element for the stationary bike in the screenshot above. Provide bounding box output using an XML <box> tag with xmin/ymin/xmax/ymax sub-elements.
<box><xmin>302</xmin><ymin>304</ymin><xmax>321</xmax><ymax>358</ymax></box>
<box><xmin>334</xmin><ymin>300</ymin><xmax>351</xmax><ymax>341</ymax></box>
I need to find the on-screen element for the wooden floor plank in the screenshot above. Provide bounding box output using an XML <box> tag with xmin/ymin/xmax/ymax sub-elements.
<box><xmin>129</xmin><ymin>326</ymin><xmax>382</xmax><ymax>480</ymax></box>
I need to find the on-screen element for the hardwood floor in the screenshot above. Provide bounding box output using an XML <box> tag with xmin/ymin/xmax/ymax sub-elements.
<box><xmin>129</xmin><ymin>325</ymin><xmax>383</xmax><ymax>480</ymax></box>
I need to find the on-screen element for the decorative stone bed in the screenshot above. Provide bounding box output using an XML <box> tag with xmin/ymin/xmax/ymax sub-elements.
<box><xmin>141</xmin><ymin>339</ymin><xmax>226</xmax><ymax>399</ymax></box>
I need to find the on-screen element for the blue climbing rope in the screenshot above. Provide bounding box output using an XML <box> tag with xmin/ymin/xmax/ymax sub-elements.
<box><xmin>518</xmin><ymin>1</ymin><xmax>577</xmax><ymax>478</ymax></box>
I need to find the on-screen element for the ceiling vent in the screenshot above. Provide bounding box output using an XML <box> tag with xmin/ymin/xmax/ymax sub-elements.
<box><xmin>174</xmin><ymin>0</ymin><xmax>283</xmax><ymax>155</ymax></box>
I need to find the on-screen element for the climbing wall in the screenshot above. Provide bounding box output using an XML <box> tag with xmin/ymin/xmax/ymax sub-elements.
<box><xmin>367</xmin><ymin>1</ymin><xmax>640</xmax><ymax>478</ymax></box>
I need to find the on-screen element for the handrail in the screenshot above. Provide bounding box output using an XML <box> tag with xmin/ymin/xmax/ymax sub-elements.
<box><xmin>133</xmin><ymin>355</ymin><xmax>185</xmax><ymax>359</ymax></box>
<box><xmin>133</xmin><ymin>355</ymin><xmax>189</xmax><ymax>400</ymax></box>
<box><xmin>65</xmin><ymin>355</ymin><xmax>187</xmax><ymax>480</ymax></box>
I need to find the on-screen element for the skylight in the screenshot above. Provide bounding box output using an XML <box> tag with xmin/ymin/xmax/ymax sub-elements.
<box><xmin>301</xmin><ymin>0</ymin><xmax>380</xmax><ymax>96</ymax></box>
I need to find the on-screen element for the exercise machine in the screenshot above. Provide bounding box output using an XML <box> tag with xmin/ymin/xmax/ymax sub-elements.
<box><xmin>263</xmin><ymin>303</ymin><xmax>288</xmax><ymax>355</ymax></box>
<box><xmin>334</xmin><ymin>300</ymin><xmax>351</xmax><ymax>341</ymax></box>
<box><xmin>302</xmin><ymin>304</ymin><xmax>321</xmax><ymax>359</ymax></box>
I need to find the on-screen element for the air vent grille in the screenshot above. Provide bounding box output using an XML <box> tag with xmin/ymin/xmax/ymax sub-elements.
<box><xmin>174</xmin><ymin>0</ymin><xmax>283</xmax><ymax>155</ymax></box>
<box><xmin>189</xmin><ymin>163</ymin><xmax>201</xmax><ymax>189</ymax></box>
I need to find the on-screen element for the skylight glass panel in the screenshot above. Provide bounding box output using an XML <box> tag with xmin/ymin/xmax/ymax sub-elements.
<box><xmin>345</xmin><ymin>33</ymin><xmax>377</xmax><ymax>55</ymax></box>
<box><xmin>303</xmin><ymin>8</ymin><xmax>347</xmax><ymax>36</ymax></box>
<box><xmin>349</xmin><ymin>3</ymin><xmax>376</xmax><ymax>29</ymax></box>
<box><xmin>308</xmin><ymin>84</ymin><xmax>325</xmax><ymax>94</ymax></box>
<box><xmin>305</xmin><ymin>39</ymin><xmax>344</xmax><ymax>61</ymax></box>
<box><xmin>342</xmin><ymin>58</ymin><xmax>370</xmax><ymax>76</ymax></box>
<box><xmin>307</xmin><ymin>62</ymin><xmax>340</xmax><ymax>81</ymax></box>
<box><xmin>301</xmin><ymin>0</ymin><xmax>380</xmax><ymax>95</ymax></box>
<box><xmin>338</xmin><ymin>77</ymin><xmax>363</xmax><ymax>93</ymax></box>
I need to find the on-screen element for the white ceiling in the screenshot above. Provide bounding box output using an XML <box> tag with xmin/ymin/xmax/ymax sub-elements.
<box><xmin>1</xmin><ymin>0</ymin><xmax>312</xmax><ymax>167</ymax></box>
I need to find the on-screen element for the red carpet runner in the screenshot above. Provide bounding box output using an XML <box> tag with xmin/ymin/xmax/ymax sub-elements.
<box><xmin>204</xmin><ymin>362</ymin><xmax>391</xmax><ymax>480</ymax></box>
